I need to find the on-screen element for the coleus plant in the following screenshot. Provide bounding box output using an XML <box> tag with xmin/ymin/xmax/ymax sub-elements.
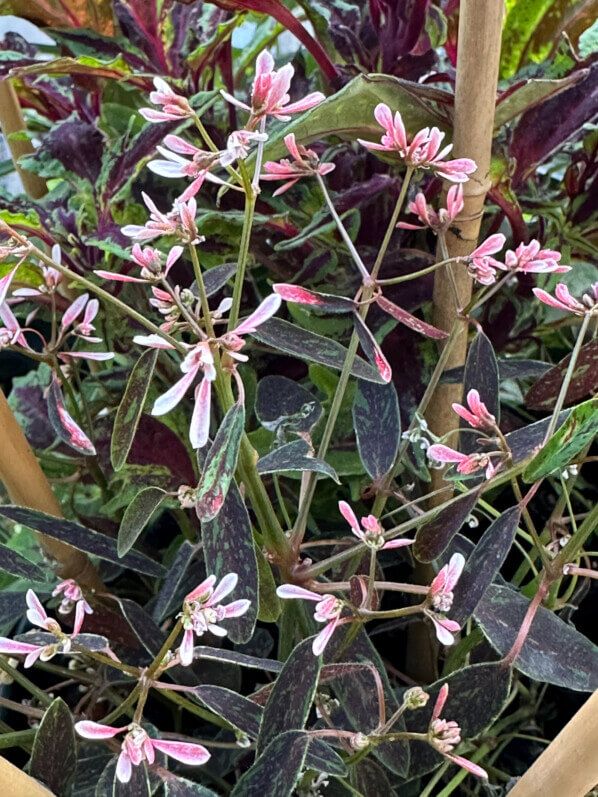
<box><xmin>0</xmin><ymin>11</ymin><xmax>597</xmax><ymax>797</ymax></box>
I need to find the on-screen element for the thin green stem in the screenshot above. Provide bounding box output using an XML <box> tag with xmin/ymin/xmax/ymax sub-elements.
<box><xmin>366</xmin><ymin>548</ymin><xmax>377</xmax><ymax>609</ymax></box>
<box><xmin>0</xmin><ymin>729</ymin><xmax>36</xmax><ymax>750</ymax></box>
<box><xmin>227</xmin><ymin>161</ymin><xmax>256</xmax><ymax>332</ymax></box>
<box><xmin>188</xmin><ymin>243</ymin><xmax>215</xmax><ymax>338</ymax></box>
<box><xmin>371</xmin><ymin>167</ymin><xmax>414</xmax><ymax>280</ymax></box>
<box><xmin>0</xmin><ymin>657</ymin><xmax>53</xmax><ymax>707</ymax></box>
<box><xmin>317</xmin><ymin>173</ymin><xmax>370</xmax><ymax>282</ymax></box>
<box><xmin>375</xmin><ymin>257</ymin><xmax>458</xmax><ymax>286</ymax></box>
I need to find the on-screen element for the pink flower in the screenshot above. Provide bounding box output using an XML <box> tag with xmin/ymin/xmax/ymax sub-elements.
<box><xmin>12</xmin><ymin>244</ymin><xmax>63</xmax><ymax>298</ymax></box>
<box><xmin>429</xmin><ymin>554</ymin><xmax>465</xmax><ymax>612</ymax></box>
<box><xmin>358</xmin><ymin>104</ymin><xmax>476</xmax><ymax>182</ymax></box>
<box><xmin>148</xmin><ymin>136</ymin><xmax>227</xmax><ymax>201</ymax></box>
<box><xmin>96</xmin><ymin>244</ymin><xmax>184</xmax><ymax>284</ymax></box>
<box><xmin>178</xmin><ymin>573</ymin><xmax>250</xmax><ymax>666</ymax></box>
<box><xmin>121</xmin><ymin>193</ymin><xmax>200</xmax><ymax>244</ymax></box>
<box><xmin>465</xmin><ymin>234</ymin><xmax>505</xmax><ymax>285</ymax></box>
<box><xmin>428</xmin><ymin>444</ymin><xmax>497</xmax><ymax>480</ymax></box>
<box><xmin>0</xmin><ymin>589</ymin><xmax>86</xmax><ymax>667</ymax></box>
<box><xmin>338</xmin><ymin>501</ymin><xmax>414</xmax><ymax>551</ymax></box>
<box><xmin>428</xmin><ymin>685</ymin><xmax>488</xmax><ymax>779</ymax></box>
<box><xmin>533</xmin><ymin>282</ymin><xmax>598</xmax><ymax>316</ymax></box>
<box><xmin>221</xmin><ymin>50</ymin><xmax>325</xmax><ymax>129</ymax></box>
<box><xmin>398</xmin><ymin>185</ymin><xmax>463</xmax><ymax>234</ymax></box>
<box><xmin>262</xmin><ymin>133</ymin><xmax>335</xmax><ymax>195</ymax></box>
<box><xmin>75</xmin><ymin>721</ymin><xmax>210</xmax><ymax>783</ymax></box>
<box><xmin>427</xmin><ymin>615</ymin><xmax>461</xmax><ymax>645</ymax></box>
<box><xmin>452</xmin><ymin>389</ymin><xmax>496</xmax><ymax>430</ymax></box>
<box><xmin>52</xmin><ymin>579</ymin><xmax>93</xmax><ymax>620</ymax></box>
<box><xmin>276</xmin><ymin>585</ymin><xmax>344</xmax><ymax>655</ymax></box>
<box><xmin>139</xmin><ymin>78</ymin><xmax>194</xmax><ymax>123</ymax></box>
<box><xmin>60</xmin><ymin>294</ymin><xmax>101</xmax><ymax>342</ymax></box>
<box><xmin>221</xmin><ymin>129</ymin><xmax>268</xmax><ymax>168</ymax></box>
<box><xmin>498</xmin><ymin>240</ymin><xmax>569</xmax><ymax>275</ymax></box>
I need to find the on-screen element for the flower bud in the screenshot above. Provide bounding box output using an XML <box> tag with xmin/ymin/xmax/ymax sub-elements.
<box><xmin>403</xmin><ymin>686</ymin><xmax>430</xmax><ymax>710</ymax></box>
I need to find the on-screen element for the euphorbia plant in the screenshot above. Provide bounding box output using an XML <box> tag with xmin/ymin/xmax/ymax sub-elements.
<box><xmin>0</xmin><ymin>21</ymin><xmax>596</xmax><ymax>797</ymax></box>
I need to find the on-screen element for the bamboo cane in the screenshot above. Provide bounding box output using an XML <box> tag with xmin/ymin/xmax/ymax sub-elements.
<box><xmin>0</xmin><ymin>757</ymin><xmax>53</xmax><ymax>797</ymax></box>
<box><xmin>408</xmin><ymin>0</ymin><xmax>505</xmax><ymax>681</ymax></box>
<box><xmin>0</xmin><ymin>80</ymin><xmax>47</xmax><ymax>199</ymax></box>
<box><xmin>508</xmin><ymin>689</ymin><xmax>598</xmax><ymax>797</ymax></box>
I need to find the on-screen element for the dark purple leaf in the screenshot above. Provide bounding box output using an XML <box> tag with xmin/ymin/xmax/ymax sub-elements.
<box><xmin>117</xmin><ymin>486</ymin><xmax>167</xmax><ymax>557</ymax></box>
<box><xmin>451</xmin><ymin>507</ymin><xmax>521</xmax><ymax>625</ymax></box>
<box><xmin>304</xmin><ymin>739</ymin><xmax>347</xmax><ymax>776</ymax></box>
<box><xmin>0</xmin><ymin>543</ymin><xmax>45</xmax><ymax>582</ymax></box>
<box><xmin>443</xmin><ymin>359</ymin><xmax>551</xmax><ymax>384</ymax></box>
<box><xmin>230</xmin><ymin>731</ymin><xmax>310</xmax><ymax>797</ymax></box>
<box><xmin>353</xmin><ymin>379</ymin><xmax>400</xmax><ymax>480</ymax></box>
<box><xmin>202</xmin><ymin>262</ymin><xmax>237</xmax><ymax>297</ymax></box>
<box><xmin>376</xmin><ymin>295</ymin><xmax>448</xmax><ymax>339</ymax></box>
<box><xmin>475</xmin><ymin>585</ymin><xmax>598</xmax><ymax>691</ymax></box>
<box><xmin>163</xmin><ymin>776</ymin><xmax>218</xmax><ymax>796</ymax></box>
<box><xmin>525</xmin><ymin>339</ymin><xmax>598</xmax><ymax>410</ymax></box>
<box><xmin>414</xmin><ymin>489</ymin><xmax>481</xmax><ymax>562</ymax></box>
<box><xmin>505</xmin><ymin>410</ymin><xmax>570</xmax><ymax>464</ymax></box>
<box><xmin>405</xmin><ymin>663</ymin><xmax>511</xmax><ymax>778</ymax></box>
<box><xmin>47</xmin><ymin>377</ymin><xmax>96</xmax><ymax>456</ymax></box>
<box><xmin>274</xmin><ymin>284</ymin><xmax>356</xmax><ymax>313</ymax></box>
<box><xmin>111</xmin><ymin>349</ymin><xmax>159</xmax><ymax>472</ymax></box>
<box><xmin>258</xmin><ymin>637</ymin><xmax>321</xmax><ymax>753</ymax></box>
<box><xmin>196</xmin><ymin>402</ymin><xmax>245</xmax><ymax>522</ymax></box>
<box><xmin>351</xmin><ymin>758</ymin><xmax>394</xmax><ymax>795</ymax></box>
<box><xmin>255</xmin><ymin>375</ymin><xmax>322</xmax><ymax>435</ymax></box>
<box><xmin>257</xmin><ymin>439</ymin><xmax>339</xmax><ymax>482</ymax></box>
<box><xmin>324</xmin><ymin>630</ymin><xmax>409</xmax><ymax>776</ymax></box>
<box><xmin>45</xmin><ymin>117</ymin><xmax>104</xmax><ymax>183</ymax></box>
<box><xmin>461</xmin><ymin>331</ymin><xmax>499</xmax><ymax>453</ymax></box>
<box><xmin>0</xmin><ymin>591</ymin><xmax>27</xmax><ymax>631</ymax></box>
<box><xmin>111</xmin><ymin>598</ymin><xmax>165</xmax><ymax>660</ymax></box>
<box><xmin>201</xmin><ymin>479</ymin><xmax>258</xmax><ymax>643</ymax></box>
<box><xmin>512</xmin><ymin>63</ymin><xmax>598</xmax><ymax>186</ymax></box>
<box><xmin>48</xmin><ymin>28</ymin><xmax>149</xmax><ymax>70</ymax></box>
<box><xmin>0</xmin><ymin>506</ymin><xmax>165</xmax><ymax>577</ymax></box>
<box><xmin>29</xmin><ymin>698</ymin><xmax>76</xmax><ymax>796</ymax></box>
<box><xmin>194</xmin><ymin>685</ymin><xmax>263</xmax><ymax>738</ymax></box>
<box><xmin>8</xmin><ymin>375</ymin><xmax>54</xmax><ymax>450</ymax></box>
<box><xmin>252</xmin><ymin>318</ymin><xmax>387</xmax><ymax>383</ymax></box>
<box><xmin>195</xmin><ymin>646</ymin><xmax>283</xmax><ymax>673</ymax></box>
<box><xmin>97</xmin><ymin>753</ymin><xmax>151</xmax><ymax>797</ymax></box>
<box><xmin>152</xmin><ymin>541</ymin><xmax>198</xmax><ymax>624</ymax></box>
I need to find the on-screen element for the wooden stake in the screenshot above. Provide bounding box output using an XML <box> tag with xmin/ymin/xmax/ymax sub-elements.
<box><xmin>0</xmin><ymin>757</ymin><xmax>53</xmax><ymax>797</ymax></box>
<box><xmin>508</xmin><ymin>689</ymin><xmax>598</xmax><ymax>797</ymax></box>
<box><xmin>0</xmin><ymin>80</ymin><xmax>47</xmax><ymax>199</ymax></box>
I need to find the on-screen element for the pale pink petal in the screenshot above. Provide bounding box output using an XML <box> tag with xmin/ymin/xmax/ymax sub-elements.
<box><xmin>312</xmin><ymin>617</ymin><xmax>339</xmax><ymax>656</ymax></box>
<box><xmin>222</xmin><ymin>599</ymin><xmax>251</xmax><ymax>618</ymax></box>
<box><xmin>189</xmin><ymin>377</ymin><xmax>212</xmax><ymax>450</ymax></box>
<box><xmin>185</xmin><ymin>575</ymin><xmax>217</xmax><ymax>603</ymax></box>
<box><xmin>94</xmin><ymin>270</ymin><xmax>148</xmax><ymax>283</ymax></box>
<box><xmin>284</xmin><ymin>133</ymin><xmax>302</xmax><ymax>161</ymax></box>
<box><xmin>61</xmin><ymin>294</ymin><xmax>88</xmax><ymax>330</ymax></box>
<box><xmin>147</xmin><ymin>160</ymin><xmax>186</xmax><ymax>178</ymax></box>
<box><xmin>151</xmin><ymin>739</ymin><xmax>211</xmax><ymax>766</ymax></box>
<box><xmin>152</xmin><ymin>368</ymin><xmax>198</xmax><ymax>416</ymax></box>
<box><xmin>72</xmin><ymin>600</ymin><xmax>86</xmax><ymax>636</ymax></box>
<box><xmin>140</xmin><ymin>108</ymin><xmax>177</xmax><ymax>122</ymax></box>
<box><xmin>445</xmin><ymin>553</ymin><xmax>465</xmax><ymax>589</ymax></box>
<box><xmin>232</xmin><ymin>293</ymin><xmax>281</xmax><ymax>335</ymax></box>
<box><xmin>60</xmin><ymin>352</ymin><xmax>114</xmax><ymax>362</ymax></box>
<box><xmin>0</xmin><ymin>267</ymin><xmax>18</xmax><ymax>307</ymax></box>
<box><xmin>75</xmin><ymin>721</ymin><xmax>124</xmax><ymax>740</ymax></box>
<box><xmin>220</xmin><ymin>90</ymin><xmax>251</xmax><ymax>113</ymax></box>
<box><xmin>133</xmin><ymin>334</ymin><xmax>175</xmax><ymax>349</ymax></box>
<box><xmin>255</xmin><ymin>49</ymin><xmax>274</xmax><ymax>77</ymax></box>
<box><xmin>24</xmin><ymin>648</ymin><xmax>44</xmax><ymax>668</ymax></box>
<box><xmin>282</xmin><ymin>93</ymin><xmax>326</xmax><ymax>115</ymax></box>
<box><xmin>447</xmin><ymin>754</ymin><xmax>488</xmax><ymax>779</ymax></box>
<box><xmin>26</xmin><ymin>589</ymin><xmax>48</xmax><ymax>628</ymax></box>
<box><xmin>532</xmin><ymin>288</ymin><xmax>571</xmax><ymax>311</ymax></box>
<box><xmin>382</xmin><ymin>538</ymin><xmax>415</xmax><ymax>549</ymax></box>
<box><xmin>0</xmin><ymin>637</ymin><xmax>40</xmax><ymax>656</ymax></box>
<box><xmin>432</xmin><ymin>683</ymin><xmax>449</xmax><ymax>721</ymax></box>
<box><xmin>471</xmin><ymin>234</ymin><xmax>505</xmax><ymax>258</ymax></box>
<box><xmin>165</xmin><ymin>245</ymin><xmax>184</xmax><ymax>275</ymax></box>
<box><xmin>338</xmin><ymin>500</ymin><xmax>360</xmax><ymax>533</ymax></box>
<box><xmin>115</xmin><ymin>751</ymin><xmax>132</xmax><ymax>783</ymax></box>
<box><xmin>373</xmin><ymin>103</ymin><xmax>394</xmax><ymax>133</ymax></box>
<box><xmin>428</xmin><ymin>444</ymin><xmax>467</xmax><ymax>464</ymax></box>
<box><xmin>207</xmin><ymin>573</ymin><xmax>238</xmax><ymax>605</ymax></box>
<box><xmin>432</xmin><ymin>616</ymin><xmax>460</xmax><ymax>645</ymax></box>
<box><xmin>276</xmin><ymin>584</ymin><xmax>322</xmax><ymax>602</ymax></box>
<box><xmin>179</xmin><ymin>628</ymin><xmax>195</xmax><ymax>666</ymax></box>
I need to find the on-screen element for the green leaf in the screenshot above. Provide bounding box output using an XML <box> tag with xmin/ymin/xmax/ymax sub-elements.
<box><xmin>111</xmin><ymin>349</ymin><xmax>158</xmax><ymax>471</ymax></box>
<box><xmin>523</xmin><ymin>397</ymin><xmax>598</xmax><ymax>482</ymax></box>
<box><xmin>29</xmin><ymin>698</ymin><xmax>76</xmax><ymax>796</ymax></box>
<box><xmin>256</xmin><ymin>545</ymin><xmax>281</xmax><ymax>623</ymax></box>
<box><xmin>201</xmin><ymin>480</ymin><xmax>258</xmax><ymax>643</ymax></box>
<box><xmin>500</xmin><ymin>0</ymin><xmax>556</xmax><ymax>78</ymax></box>
<box><xmin>257</xmin><ymin>439</ymin><xmax>339</xmax><ymax>482</ymax></box>
<box><xmin>494</xmin><ymin>73</ymin><xmax>586</xmax><ymax>128</ymax></box>
<box><xmin>258</xmin><ymin>637</ymin><xmax>321</xmax><ymax>753</ymax></box>
<box><xmin>353</xmin><ymin>379</ymin><xmax>400</xmax><ymax>480</ymax></box>
<box><xmin>195</xmin><ymin>402</ymin><xmax>245</xmax><ymax>521</ymax></box>
<box><xmin>117</xmin><ymin>486</ymin><xmax>167</xmax><ymax>557</ymax></box>
<box><xmin>0</xmin><ymin>506</ymin><xmax>165</xmax><ymax>577</ymax></box>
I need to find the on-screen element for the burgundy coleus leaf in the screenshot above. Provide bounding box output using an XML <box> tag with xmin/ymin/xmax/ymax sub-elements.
<box><xmin>352</xmin><ymin>313</ymin><xmax>392</xmax><ymax>383</ymax></box>
<box><xmin>47</xmin><ymin>377</ymin><xmax>96</xmax><ymax>456</ymax></box>
<box><xmin>376</xmin><ymin>295</ymin><xmax>448</xmax><ymax>339</ymax></box>
<box><xmin>273</xmin><ymin>284</ymin><xmax>356</xmax><ymax>313</ymax></box>
<box><xmin>525</xmin><ymin>339</ymin><xmax>598</xmax><ymax>411</ymax></box>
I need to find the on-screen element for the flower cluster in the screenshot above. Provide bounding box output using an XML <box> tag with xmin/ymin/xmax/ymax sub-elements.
<box><xmin>398</xmin><ymin>185</ymin><xmax>464</xmax><ymax>234</ymax></box>
<box><xmin>534</xmin><ymin>281</ymin><xmax>598</xmax><ymax>315</ymax></box>
<box><xmin>424</xmin><ymin>553</ymin><xmax>464</xmax><ymax>645</ymax></box>
<box><xmin>428</xmin><ymin>685</ymin><xmax>488</xmax><ymax>779</ymax></box>
<box><xmin>262</xmin><ymin>134</ymin><xmax>335</xmax><ymax>195</ymax></box>
<box><xmin>338</xmin><ymin>501</ymin><xmax>414</xmax><ymax>551</ymax></box>
<box><xmin>276</xmin><ymin>585</ymin><xmax>345</xmax><ymax>655</ymax></box>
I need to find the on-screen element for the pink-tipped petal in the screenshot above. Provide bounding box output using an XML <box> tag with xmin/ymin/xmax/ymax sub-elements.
<box><xmin>189</xmin><ymin>377</ymin><xmax>212</xmax><ymax>450</ymax></box>
<box><xmin>312</xmin><ymin>618</ymin><xmax>339</xmax><ymax>656</ymax></box>
<box><xmin>73</xmin><ymin>600</ymin><xmax>86</xmax><ymax>636</ymax></box>
<box><xmin>382</xmin><ymin>538</ymin><xmax>415</xmax><ymax>549</ymax></box>
<box><xmin>472</xmin><ymin>234</ymin><xmax>505</xmax><ymax>258</ymax></box>
<box><xmin>179</xmin><ymin>628</ymin><xmax>195</xmax><ymax>666</ymax></box>
<box><xmin>432</xmin><ymin>683</ymin><xmax>450</xmax><ymax>720</ymax></box>
<box><xmin>232</xmin><ymin>293</ymin><xmax>281</xmax><ymax>335</ymax></box>
<box><xmin>222</xmin><ymin>599</ymin><xmax>251</xmax><ymax>618</ymax></box>
<box><xmin>0</xmin><ymin>637</ymin><xmax>40</xmax><ymax>656</ymax></box>
<box><xmin>151</xmin><ymin>739</ymin><xmax>211</xmax><ymax>767</ymax></box>
<box><xmin>61</xmin><ymin>294</ymin><xmax>88</xmax><ymax>330</ymax></box>
<box><xmin>75</xmin><ymin>721</ymin><xmax>124</xmax><ymax>740</ymax></box>
<box><xmin>26</xmin><ymin>589</ymin><xmax>48</xmax><ymax>628</ymax></box>
<box><xmin>428</xmin><ymin>444</ymin><xmax>467</xmax><ymax>464</ymax></box>
<box><xmin>152</xmin><ymin>368</ymin><xmax>198</xmax><ymax>416</ymax></box>
<box><xmin>276</xmin><ymin>584</ymin><xmax>322</xmax><ymax>602</ymax></box>
<box><xmin>338</xmin><ymin>500</ymin><xmax>360</xmax><ymax>532</ymax></box>
<box><xmin>447</xmin><ymin>754</ymin><xmax>488</xmax><ymax>779</ymax></box>
<box><xmin>207</xmin><ymin>573</ymin><xmax>238</xmax><ymax>605</ymax></box>
<box><xmin>185</xmin><ymin>575</ymin><xmax>217</xmax><ymax>603</ymax></box>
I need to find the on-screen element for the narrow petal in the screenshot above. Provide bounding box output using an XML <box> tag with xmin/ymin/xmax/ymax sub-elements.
<box><xmin>382</xmin><ymin>538</ymin><xmax>415</xmax><ymax>549</ymax></box>
<box><xmin>133</xmin><ymin>334</ymin><xmax>175</xmax><ymax>349</ymax></box>
<box><xmin>94</xmin><ymin>270</ymin><xmax>148</xmax><ymax>283</ymax></box>
<box><xmin>115</xmin><ymin>751</ymin><xmax>132</xmax><ymax>783</ymax></box>
<box><xmin>0</xmin><ymin>637</ymin><xmax>40</xmax><ymax>656</ymax></box>
<box><xmin>276</xmin><ymin>584</ymin><xmax>321</xmax><ymax>602</ymax></box>
<box><xmin>75</xmin><ymin>721</ymin><xmax>123</xmax><ymax>740</ymax></box>
<box><xmin>338</xmin><ymin>500</ymin><xmax>360</xmax><ymax>533</ymax></box>
<box><xmin>312</xmin><ymin>618</ymin><xmax>339</xmax><ymax>656</ymax></box>
<box><xmin>447</xmin><ymin>754</ymin><xmax>488</xmax><ymax>779</ymax></box>
<box><xmin>0</xmin><ymin>267</ymin><xmax>18</xmax><ymax>307</ymax></box>
<box><xmin>428</xmin><ymin>444</ymin><xmax>467</xmax><ymax>464</ymax></box>
<box><xmin>472</xmin><ymin>234</ymin><xmax>505</xmax><ymax>258</ymax></box>
<box><xmin>61</xmin><ymin>294</ymin><xmax>88</xmax><ymax>330</ymax></box>
<box><xmin>208</xmin><ymin>573</ymin><xmax>238</xmax><ymax>605</ymax></box>
<box><xmin>189</xmin><ymin>377</ymin><xmax>211</xmax><ymax>449</ymax></box>
<box><xmin>26</xmin><ymin>589</ymin><xmax>48</xmax><ymax>628</ymax></box>
<box><xmin>432</xmin><ymin>683</ymin><xmax>449</xmax><ymax>720</ymax></box>
<box><xmin>185</xmin><ymin>575</ymin><xmax>217</xmax><ymax>602</ymax></box>
<box><xmin>532</xmin><ymin>288</ymin><xmax>571</xmax><ymax>312</ymax></box>
<box><xmin>152</xmin><ymin>368</ymin><xmax>198</xmax><ymax>416</ymax></box>
<box><xmin>222</xmin><ymin>599</ymin><xmax>251</xmax><ymax>618</ymax></box>
<box><xmin>151</xmin><ymin>739</ymin><xmax>211</xmax><ymax>766</ymax></box>
<box><xmin>232</xmin><ymin>293</ymin><xmax>281</xmax><ymax>336</ymax></box>
<box><xmin>179</xmin><ymin>628</ymin><xmax>195</xmax><ymax>666</ymax></box>
<box><xmin>73</xmin><ymin>600</ymin><xmax>86</xmax><ymax>636</ymax></box>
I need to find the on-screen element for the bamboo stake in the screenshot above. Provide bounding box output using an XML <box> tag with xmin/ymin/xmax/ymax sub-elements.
<box><xmin>508</xmin><ymin>689</ymin><xmax>598</xmax><ymax>797</ymax></box>
<box><xmin>408</xmin><ymin>0</ymin><xmax>504</xmax><ymax>681</ymax></box>
<box><xmin>0</xmin><ymin>757</ymin><xmax>53</xmax><ymax>797</ymax></box>
<box><xmin>0</xmin><ymin>80</ymin><xmax>47</xmax><ymax>199</ymax></box>
<box><xmin>0</xmin><ymin>390</ymin><xmax>104</xmax><ymax>590</ymax></box>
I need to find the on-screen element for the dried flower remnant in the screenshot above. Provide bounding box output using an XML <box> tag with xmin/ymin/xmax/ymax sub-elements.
<box><xmin>75</xmin><ymin>721</ymin><xmax>210</xmax><ymax>783</ymax></box>
<box><xmin>428</xmin><ymin>685</ymin><xmax>488</xmax><ymax>779</ymax></box>
<box><xmin>398</xmin><ymin>184</ymin><xmax>464</xmax><ymax>234</ymax></box>
<box><xmin>221</xmin><ymin>50</ymin><xmax>325</xmax><ymax>129</ymax></box>
<box><xmin>533</xmin><ymin>282</ymin><xmax>598</xmax><ymax>316</ymax></box>
<box><xmin>338</xmin><ymin>501</ymin><xmax>414</xmax><ymax>551</ymax></box>
<box><xmin>178</xmin><ymin>573</ymin><xmax>250</xmax><ymax>666</ymax></box>
<box><xmin>53</xmin><ymin>579</ymin><xmax>93</xmax><ymax>620</ymax></box>
<box><xmin>358</xmin><ymin>104</ymin><xmax>476</xmax><ymax>181</ymax></box>
<box><xmin>262</xmin><ymin>134</ymin><xmax>336</xmax><ymax>195</ymax></box>
<box><xmin>276</xmin><ymin>585</ymin><xmax>346</xmax><ymax>655</ymax></box>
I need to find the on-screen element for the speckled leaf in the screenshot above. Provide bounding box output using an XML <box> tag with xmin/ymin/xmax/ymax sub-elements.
<box><xmin>253</xmin><ymin>318</ymin><xmax>387</xmax><ymax>383</ymax></box>
<box><xmin>201</xmin><ymin>480</ymin><xmax>258</xmax><ymax>643</ymax></box>
<box><xmin>353</xmin><ymin>379</ymin><xmax>400</xmax><ymax>480</ymax></box>
<box><xmin>196</xmin><ymin>402</ymin><xmax>245</xmax><ymax>521</ymax></box>
<box><xmin>29</xmin><ymin>698</ymin><xmax>76</xmax><ymax>796</ymax></box>
<box><xmin>111</xmin><ymin>349</ymin><xmax>158</xmax><ymax>471</ymax></box>
<box><xmin>305</xmin><ymin>739</ymin><xmax>347</xmax><ymax>776</ymax></box>
<box><xmin>274</xmin><ymin>284</ymin><xmax>356</xmax><ymax>313</ymax></box>
<box><xmin>414</xmin><ymin>489</ymin><xmax>480</xmax><ymax>562</ymax></box>
<box><xmin>505</xmin><ymin>409</ymin><xmax>570</xmax><ymax>463</ymax></box>
<box><xmin>194</xmin><ymin>646</ymin><xmax>283</xmax><ymax>673</ymax></box>
<box><xmin>353</xmin><ymin>313</ymin><xmax>392</xmax><ymax>383</ymax></box>
<box><xmin>451</xmin><ymin>507</ymin><xmax>520</xmax><ymax>625</ymax></box>
<box><xmin>202</xmin><ymin>262</ymin><xmax>237</xmax><ymax>296</ymax></box>
<box><xmin>195</xmin><ymin>685</ymin><xmax>263</xmax><ymax>738</ymax></box>
<box><xmin>231</xmin><ymin>731</ymin><xmax>309</xmax><ymax>797</ymax></box>
<box><xmin>444</xmin><ymin>359</ymin><xmax>550</xmax><ymax>383</ymax></box>
<box><xmin>256</xmin><ymin>545</ymin><xmax>281</xmax><ymax>623</ymax></box>
<box><xmin>377</xmin><ymin>295</ymin><xmax>448</xmax><ymax>339</ymax></box>
<box><xmin>405</xmin><ymin>663</ymin><xmax>511</xmax><ymax>777</ymax></box>
<box><xmin>525</xmin><ymin>339</ymin><xmax>598</xmax><ymax>410</ymax></box>
<box><xmin>258</xmin><ymin>637</ymin><xmax>321</xmax><ymax>753</ymax></box>
<box><xmin>257</xmin><ymin>439</ymin><xmax>339</xmax><ymax>482</ymax></box>
<box><xmin>114</xmin><ymin>598</ymin><xmax>165</xmax><ymax>660</ymax></box>
<box><xmin>47</xmin><ymin>377</ymin><xmax>96</xmax><ymax>455</ymax></box>
<box><xmin>163</xmin><ymin>776</ymin><xmax>218</xmax><ymax>796</ymax></box>
<box><xmin>324</xmin><ymin>630</ymin><xmax>410</xmax><ymax>777</ymax></box>
<box><xmin>0</xmin><ymin>591</ymin><xmax>27</xmax><ymax>631</ymax></box>
<box><xmin>475</xmin><ymin>585</ymin><xmax>598</xmax><ymax>691</ymax></box>
<box><xmin>0</xmin><ymin>543</ymin><xmax>44</xmax><ymax>582</ymax></box>
<box><xmin>117</xmin><ymin>486</ymin><xmax>167</xmax><ymax>557</ymax></box>
<box><xmin>351</xmin><ymin>758</ymin><xmax>394</xmax><ymax>795</ymax></box>
<box><xmin>0</xmin><ymin>506</ymin><xmax>164</xmax><ymax>577</ymax></box>
<box><xmin>152</xmin><ymin>541</ymin><xmax>197</xmax><ymax>623</ymax></box>
<box><xmin>523</xmin><ymin>397</ymin><xmax>598</xmax><ymax>482</ymax></box>
<box><xmin>462</xmin><ymin>332</ymin><xmax>499</xmax><ymax>453</ymax></box>
<box><xmin>255</xmin><ymin>375</ymin><xmax>322</xmax><ymax>435</ymax></box>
